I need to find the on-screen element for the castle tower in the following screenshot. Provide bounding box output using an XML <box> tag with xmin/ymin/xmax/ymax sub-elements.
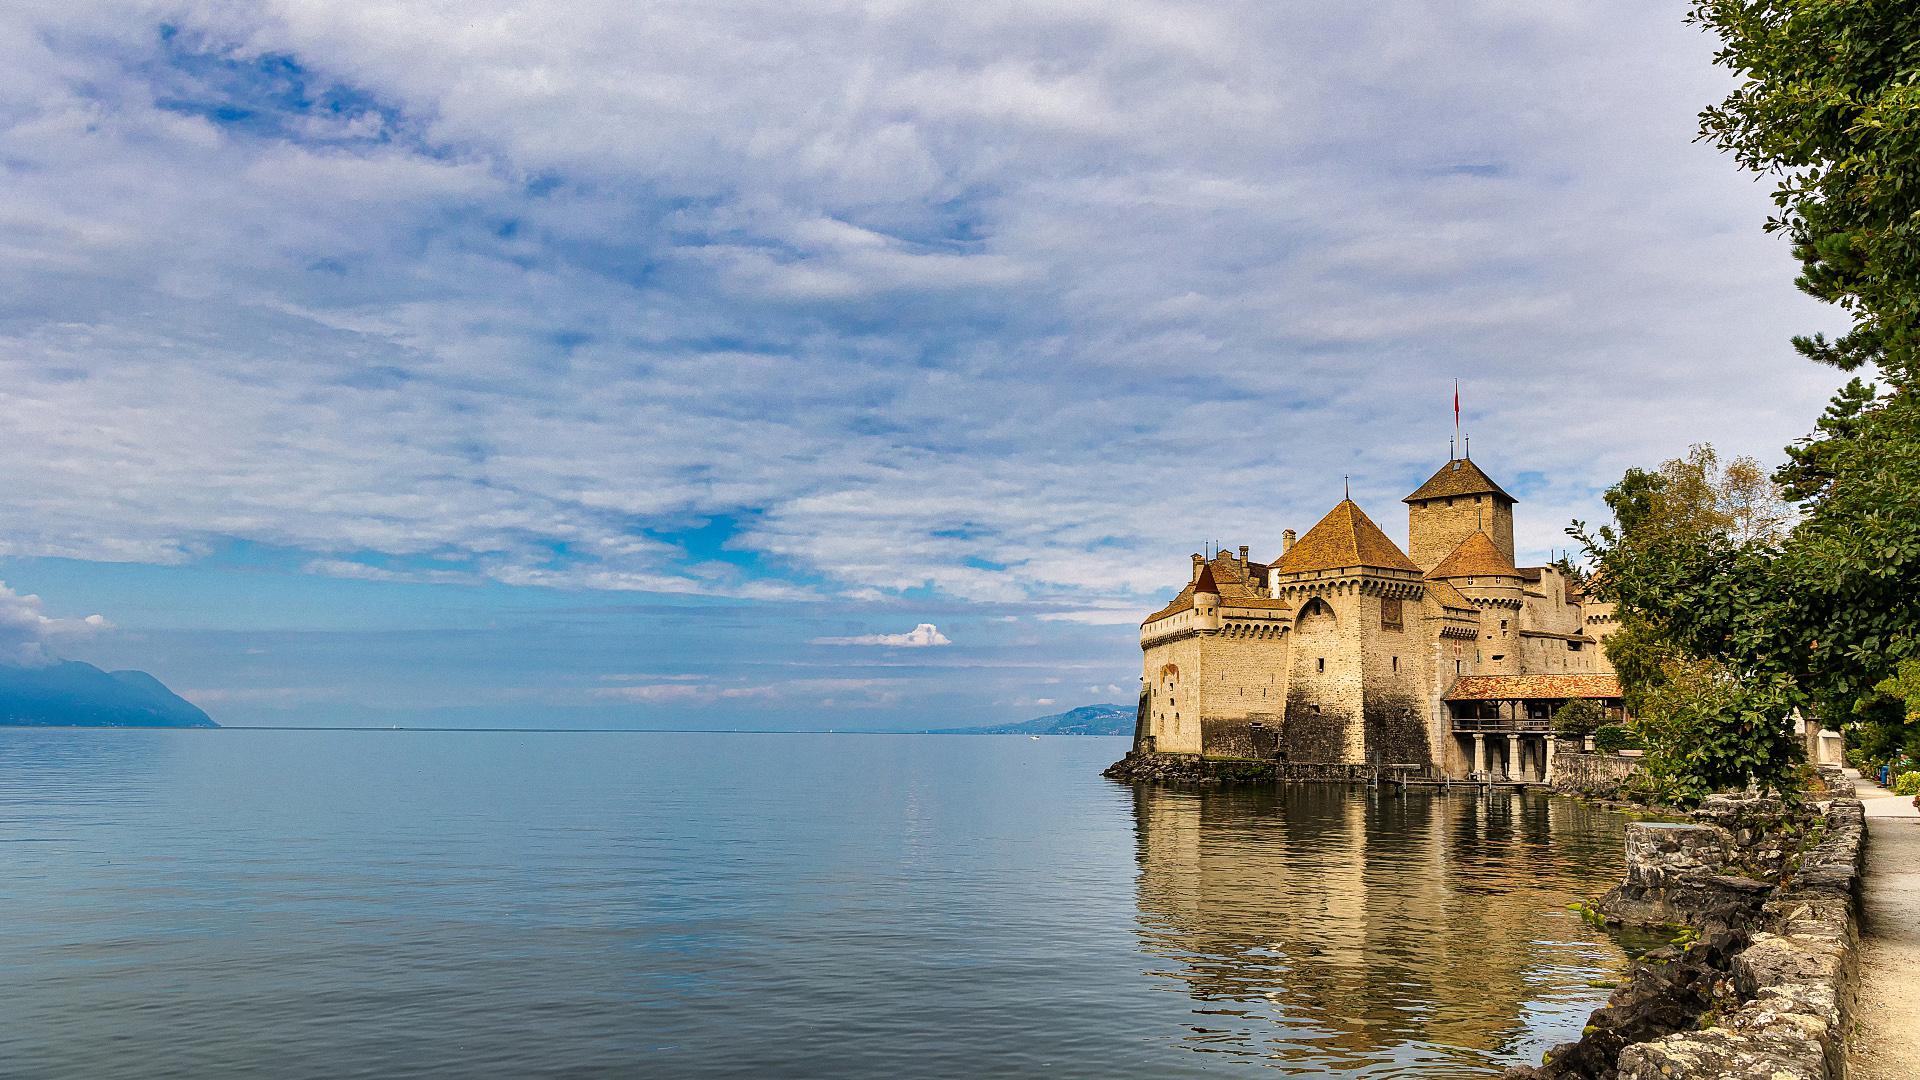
<box><xmin>1403</xmin><ymin>457</ymin><xmax>1517</xmax><ymax>573</ymax></box>
<box><xmin>1426</xmin><ymin>530</ymin><xmax>1526</xmax><ymax>676</ymax></box>
<box><xmin>1266</xmin><ymin>500</ymin><xmax>1431</xmax><ymax>765</ymax></box>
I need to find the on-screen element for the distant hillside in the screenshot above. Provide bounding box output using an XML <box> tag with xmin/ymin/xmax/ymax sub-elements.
<box><xmin>0</xmin><ymin>661</ymin><xmax>216</xmax><ymax>728</ymax></box>
<box><xmin>935</xmin><ymin>703</ymin><xmax>1135</xmax><ymax>736</ymax></box>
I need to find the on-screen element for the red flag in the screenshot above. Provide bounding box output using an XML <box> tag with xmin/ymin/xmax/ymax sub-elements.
<box><xmin>1453</xmin><ymin>379</ymin><xmax>1460</xmax><ymax>456</ymax></box>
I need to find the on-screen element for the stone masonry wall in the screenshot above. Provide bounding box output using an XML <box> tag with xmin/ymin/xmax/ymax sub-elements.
<box><xmin>1552</xmin><ymin>753</ymin><xmax>1643</xmax><ymax>794</ymax></box>
<box><xmin>1616</xmin><ymin>799</ymin><xmax>1866</xmax><ymax>1080</ymax></box>
<box><xmin>1284</xmin><ymin>587</ymin><xmax>1366</xmax><ymax>762</ymax></box>
<box><xmin>1511</xmin><ymin>795</ymin><xmax>1866</xmax><ymax>1080</ymax></box>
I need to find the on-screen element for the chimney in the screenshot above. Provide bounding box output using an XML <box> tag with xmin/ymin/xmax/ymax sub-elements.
<box><xmin>1238</xmin><ymin>545</ymin><xmax>1249</xmax><ymax>566</ymax></box>
<box><xmin>1192</xmin><ymin>553</ymin><xmax>1204</xmax><ymax>581</ymax></box>
<box><xmin>1282</xmin><ymin>529</ymin><xmax>1296</xmax><ymax>553</ymax></box>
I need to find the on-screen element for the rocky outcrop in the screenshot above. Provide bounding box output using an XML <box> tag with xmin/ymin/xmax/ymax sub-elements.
<box><xmin>1101</xmin><ymin>752</ymin><xmax>1277</xmax><ymax>784</ymax></box>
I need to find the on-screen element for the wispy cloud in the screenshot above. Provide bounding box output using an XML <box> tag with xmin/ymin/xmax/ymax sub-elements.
<box><xmin>809</xmin><ymin>624</ymin><xmax>952</xmax><ymax>647</ymax></box>
<box><xmin>0</xmin><ymin>0</ymin><xmax>1850</xmax><ymax>682</ymax></box>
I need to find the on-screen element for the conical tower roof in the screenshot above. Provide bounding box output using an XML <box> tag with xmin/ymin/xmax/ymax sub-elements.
<box><xmin>1193</xmin><ymin>564</ymin><xmax>1219</xmax><ymax>593</ymax></box>
<box><xmin>1268</xmin><ymin>500</ymin><xmax>1421</xmax><ymax>575</ymax></box>
<box><xmin>1404</xmin><ymin>457</ymin><xmax>1517</xmax><ymax>504</ymax></box>
<box><xmin>1427</xmin><ymin>529</ymin><xmax>1518</xmax><ymax>578</ymax></box>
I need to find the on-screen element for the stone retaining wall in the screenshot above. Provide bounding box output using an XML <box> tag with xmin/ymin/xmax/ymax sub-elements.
<box><xmin>1615</xmin><ymin>798</ymin><xmax>1865</xmax><ymax>1080</ymax></box>
<box><xmin>1551</xmin><ymin>752</ymin><xmax>1642</xmax><ymax>794</ymax></box>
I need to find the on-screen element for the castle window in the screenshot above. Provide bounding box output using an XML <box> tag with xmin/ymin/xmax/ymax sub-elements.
<box><xmin>1568</xmin><ymin>641</ymin><xmax>1582</xmax><ymax>651</ymax></box>
<box><xmin>1310</xmin><ymin>704</ymin><xmax>1321</xmax><ymax>714</ymax></box>
<box><xmin>1491</xmin><ymin>654</ymin><xmax>1504</xmax><ymax>661</ymax></box>
<box><xmin>1392</xmin><ymin>656</ymin><xmax>1398</xmax><ymax>672</ymax></box>
<box><xmin>1317</xmin><ymin>657</ymin><xmax>1325</xmax><ymax>672</ymax></box>
<box><xmin>1500</xmin><ymin>619</ymin><xmax>1508</xmax><ymax>632</ymax></box>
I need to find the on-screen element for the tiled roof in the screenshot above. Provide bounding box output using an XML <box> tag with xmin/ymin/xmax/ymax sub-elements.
<box><xmin>1143</xmin><ymin>552</ymin><xmax>1287</xmax><ymax>625</ymax></box>
<box><xmin>1444</xmin><ymin>674</ymin><xmax>1622</xmax><ymax>701</ymax></box>
<box><xmin>1427</xmin><ymin>531</ymin><xmax>1518</xmax><ymax>579</ymax></box>
<box><xmin>1404</xmin><ymin>457</ymin><xmax>1518</xmax><ymax>504</ymax></box>
<box><xmin>1268</xmin><ymin>500</ymin><xmax>1421</xmax><ymax>576</ymax></box>
<box><xmin>1223</xmin><ymin>597</ymin><xmax>1295</xmax><ymax>610</ymax></box>
<box><xmin>1423</xmin><ymin>579</ymin><xmax>1479</xmax><ymax>613</ymax></box>
<box><xmin>1143</xmin><ymin>585</ymin><xmax>1198</xmax><ymax>624</ymax></box>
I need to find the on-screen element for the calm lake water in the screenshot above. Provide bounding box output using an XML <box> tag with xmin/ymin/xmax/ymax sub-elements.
<box><xmin>0</xmin><ymin>729</ymin><xmax>1633</xmax><ymax>1079</ymax></box>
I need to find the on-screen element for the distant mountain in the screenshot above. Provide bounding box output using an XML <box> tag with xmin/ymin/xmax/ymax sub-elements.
<box><xmin>0</xmin><ymin>661</ymin><xmax>216</xmax><ymax>728</ymax></box>
<box><xmin>935</xmin><ymin>703</ymin><xmax>1136</xmax><ymax>736</ymax></box>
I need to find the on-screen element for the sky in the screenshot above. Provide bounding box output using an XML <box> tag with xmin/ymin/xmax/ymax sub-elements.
<box><xmin>0</xmin><ymin>0</ymin><xmax>1852</xmax><ymax>729</ymax></box>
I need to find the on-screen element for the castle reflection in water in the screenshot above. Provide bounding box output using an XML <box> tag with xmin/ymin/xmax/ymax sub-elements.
<box><xmin>1128</xmin><ymin>784</ymin><xmax>1632</xmax><ymax>1078</ymax></box>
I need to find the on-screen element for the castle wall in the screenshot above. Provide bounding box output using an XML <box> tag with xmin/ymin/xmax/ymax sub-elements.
<box><xmin>1141</xmin><ymin>634</ymin><xmax>1205</xmax><ymax>754</ymax></box>
<box><xmin>1140</xmin><ymin>619</ymin><xmax>1293</xmax><ymax>756</ymax></box>
<box><xmin>1407</xmin><ymin>497</ymin><xmax>1514</xmax><ymax>572</ymax></box>
<box><xmin>1359</xmin><ymin>589</ymin><xmax>1432</xmax><ymax>766</ymax></box>
<box><xmin>1194</xmin><ymin>624</ymin><xmax>1288</xmax><ymax>757</ymax></box>
<box><xmin>1282</xmin><ymin>590</ymin><xmax>1366</xmax><ymax>763</ymax></box>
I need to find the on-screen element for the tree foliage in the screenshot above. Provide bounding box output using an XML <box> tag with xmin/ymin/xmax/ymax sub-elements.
<box><xmin>1688</xmin><ymin>0</ymin><xmax>1920</xmax><ymax>384</ymax></box>
<box><xmin>1586</xmin><ymin>3</ymin><xmax>1920</xmax><ymax>797</ymax></box>
<box><xmin>1551</xmin><ymin>697</ymin><xmax>1609</xmax><ymax>738</ymax></box>
<box><xmin>1580</xmin><ymin>390</ymin><xmax>1920</xmax><ymax>799</ymax></box>
<box><xmin>1577</xmin><ymin>444</ymin><xmax>1805</xmax><ymax>800</ymax></box>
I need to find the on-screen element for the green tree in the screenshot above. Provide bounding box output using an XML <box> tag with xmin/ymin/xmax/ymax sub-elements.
<box><xmin>1688</xmin><ymin>0</ymin><xmax>1920</xmax><ymax>385</ymax></box>
<box><xmin>1599</xmin><ymin>3</ymin><xmax>1920</xmax><ymax>797</ymax></box>
<box><xmin>1577</xmin><ymin>445</ymin><xmax>1802</xmax><ymax>801</ymax></box>
<box><xmin>1551</xmin><ymin>698</ymin><xmax>1609</xmax><ymax>738</ymax></box>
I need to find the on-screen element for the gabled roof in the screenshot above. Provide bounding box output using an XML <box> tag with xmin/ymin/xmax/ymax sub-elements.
<box><xmin>1428</xmin><ymin>530</ymin><xmax>1518</xmax><ymax>579</ymax></box>
<box><xmin>1143</xmin><ymin>551</ymin><xmax>1289</xmax><ymax>625</ymax></box>
<box><xmin>1268</xmin><ymin>500</ymin><xmax>1421</xmax><ymax>576</ymax></box>
<box><xmin>1404</xmin><ymin>457</ymin><xmax>1517</xmax><ymax>504</ymax></box>
<box><xmin>1444</xmin><ymin>674</ymin><xmax>1621</xmax><ymax>702</ymax></box>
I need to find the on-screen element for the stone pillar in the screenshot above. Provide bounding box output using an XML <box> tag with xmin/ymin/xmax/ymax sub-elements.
<box><xmin>1505</xmin><ymin>735</ymin><xmax>1520</xmax><ymax>780</ymax></box>
<box><xmin>1472</xmin><ymin>734</ymin><xmax>1486</xmax><ymax>776</ymax></box>
<box><xmin>1543</xmin><ymin>737</ymin><xmax>1557</xmax><ymax>783</ymax></box>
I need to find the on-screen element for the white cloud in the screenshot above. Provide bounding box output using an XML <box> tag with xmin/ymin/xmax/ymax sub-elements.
<box><xmin>178</xmin><ymin>686</ymin><xmax>343</xmax><ymax>705</ymax></box>
<box><xmin>589</xmin><ymin>676</ymin><xmax>902</xmax><ymax>706</ymax></box>
<box><xmin>809</xmin><ymin>623</ymin><xmax>952</xmax><ymax>647</ymax></box>
<box><xmin>0</xmin><ymin>582</ymin><xmax>112</xmax><ymax>667</ymax></box>
<box><xmin>0</xmin><ymin>0</ymin><xmax>1849</xmax><ymax>619</ymax></box>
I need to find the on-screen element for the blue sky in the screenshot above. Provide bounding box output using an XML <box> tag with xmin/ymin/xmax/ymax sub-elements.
<box><xmin>0</xmin><ymin>1</ymin><xmax>1849</xmax><ymax>728</ymax></box>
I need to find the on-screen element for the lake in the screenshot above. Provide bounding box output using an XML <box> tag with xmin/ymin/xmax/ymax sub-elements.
<box><xmin>0</xmin><ymin>729</ymin><xmax>1632</xmax><ymax>1079</ymax></box>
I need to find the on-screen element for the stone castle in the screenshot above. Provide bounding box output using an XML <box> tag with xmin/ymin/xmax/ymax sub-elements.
<box><xmin>1133</xmin><ymin>455</ymin><xmax>1624</xmax><ymax>781</ymax></box>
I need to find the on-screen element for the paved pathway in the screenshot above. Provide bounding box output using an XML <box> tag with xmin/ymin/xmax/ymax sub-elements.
<box><xmin>1852</xmin><ymin>767</ymin><xmax>1920</xmax><ymax>818</ymax></box>
<box><xmin>1848</xmin><ymin>770</ymin><xmax>1920</xmax><ymax>1080</ymax></box>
